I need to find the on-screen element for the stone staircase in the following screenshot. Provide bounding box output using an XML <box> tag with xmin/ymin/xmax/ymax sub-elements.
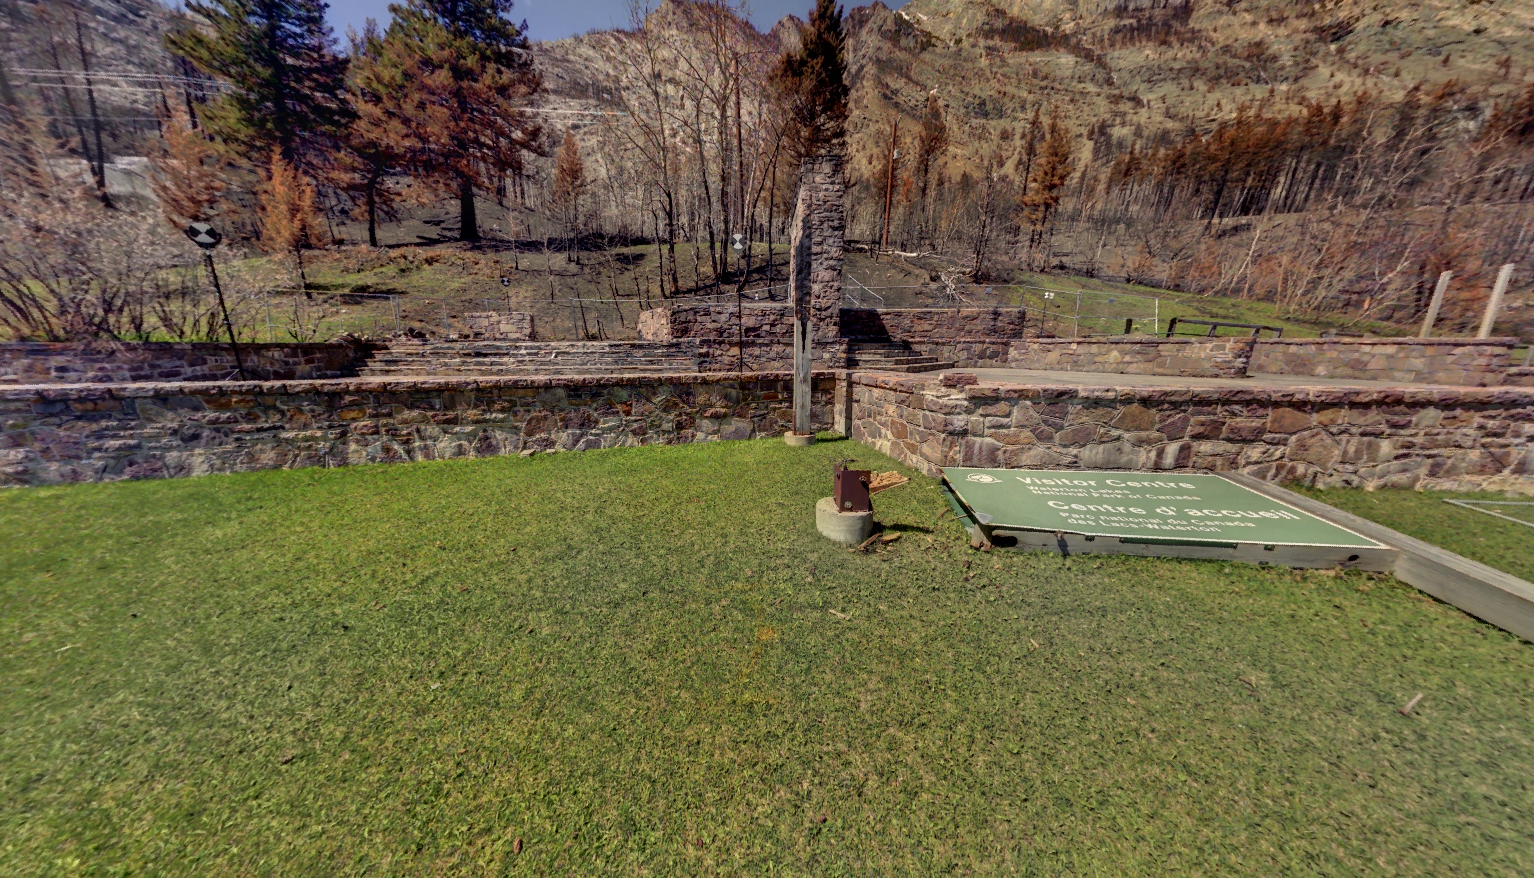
<box><xmin>358</xmin><ymin>341</ymin><xmax>701</xmax><ymax>377</ymax></box>
<box><xmin>846</xmin><ymin>340</ymin><xmax>954</xmax><ymax>373</ymax></box>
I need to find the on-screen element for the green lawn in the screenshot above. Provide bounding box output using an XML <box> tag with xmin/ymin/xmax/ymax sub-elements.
<box><xmin>3</xmin><ymin>440</ymin><xmax>1531</xmax><ymax>875</ymax></box>
<box><xmin>1297</xmin><ymin>486</ymin><xmax>1534</xmax><ymax>583</ymax></box>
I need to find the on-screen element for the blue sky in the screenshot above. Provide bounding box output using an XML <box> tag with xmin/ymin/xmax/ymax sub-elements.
<box><xmin>321</xmin><ymin>1</ymin><xmax>908</xmax><ymax>42</ymax></box>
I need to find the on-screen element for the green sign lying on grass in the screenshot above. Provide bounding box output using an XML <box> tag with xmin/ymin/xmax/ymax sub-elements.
<box><xmin>942</xmin><ymin>468</ymin><xmax>1381</xmax><ymax>549</ymax></box>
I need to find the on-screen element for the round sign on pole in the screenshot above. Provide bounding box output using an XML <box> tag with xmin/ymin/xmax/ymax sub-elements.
<box><xmin>501</xmin><ymin>277</ymin><xmax>511</xmax><ymax>287</ymax></box>
<box><xmin>185</xmin><ymin>222</ymin><xmax>222</xmax><ymax>250</ymax></box>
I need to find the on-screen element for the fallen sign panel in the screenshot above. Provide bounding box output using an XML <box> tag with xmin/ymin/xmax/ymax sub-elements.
<box><xmin>940</xmin><ymin>468</ymin><xmax>1396</xmax><ymax>571</ymax></box>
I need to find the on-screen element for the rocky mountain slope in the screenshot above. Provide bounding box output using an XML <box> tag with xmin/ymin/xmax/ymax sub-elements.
<box><xmin>835</xmin><ymin>0</ymin><xmax>1534</xmax><ymax>178</ymax></box>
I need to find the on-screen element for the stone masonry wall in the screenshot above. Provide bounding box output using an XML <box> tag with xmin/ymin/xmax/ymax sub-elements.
<box><xmin>0</xmin><ymin>342</ymin><xmax>373</xmax><ymax>385</ymax></box>
<box><xmin>1248</xmin><ymin>338</ymin><xmax>1515</xmax><ymax>386</ymax></box>
<box><xmin>850</xmin><ymin>372</ymin><xmax>1534</xmax><ymax>493</ymax></box>
<box><xmin>694</xmin><ymin>339</ymin><xmax>848</xmax><ymax>373</ymax></box>
<box><xmin>841</xmin><ymin>308</ymin><xmax>1030</xmax><ymax>341</ymax></box>
<box><xmin>0</xmin><ymin>373</ymin><xmax>837</xmax><ymax>487</ymax></box>
<box><xmin>909</xmin><ymin>340</ymin><xmax>1015</xmax><ymax>369</ymax></box>
<box><xmin>1008</xmin><ymin>338</ymin><xmax>1254</xmax><ymax>378</ymax></box>
<box><xmin>637</xmin><ymin>305</ymin><xmax>794</xmax><ymax>342</ymax></box>
<box><xmin>1506</xmin><ymin>366</ymin><xmax>1534</xmax><ymax>387</ymax></box>
<box><xmin>461</xmin><ymin>312</ymin><xmax>534</xmax><ymax>340</ymax></box>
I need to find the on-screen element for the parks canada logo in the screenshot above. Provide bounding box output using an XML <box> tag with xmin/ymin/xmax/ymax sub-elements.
<box><xmin>966</xmin><ymin>473</ymin><xmax>1001</xmax><ymax>483</ymax></box>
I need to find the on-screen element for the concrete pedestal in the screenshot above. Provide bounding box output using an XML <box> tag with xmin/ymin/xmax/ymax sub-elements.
<box><xmin>784</xmin><ymin>432</ymin><xmax>816</xmax><ymax>448</ymax></box>
<box><xmin>816</xmin><ymin>496</ymin><xmax>874</xmax><ymax>545</ymax></box>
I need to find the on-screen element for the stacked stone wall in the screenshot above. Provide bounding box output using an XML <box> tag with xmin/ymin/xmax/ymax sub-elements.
<box><xmin>1009</xmin><ymin>338</ymin><xmax>1254</xmax><ymax>378</ymax></box>
<box><xmin>841</xmin><ymin>308</ymin><xmax>1030</xmax><ymax>341</ymax></box>
<box><xmin>1505</xmin><ymin>366</ymin><xmax>1534</xmax><ymax>387</ymax></box>
<box><xmin>1248</xmin><ymin>338</ymin><xmax>1514</xmax><ymax>386</ymax></box>
<box><xmin>637</xmin><ymin>305</ymin><xmax>794</xmax><ymax>342</ymax></box>
<box><xmin>850</xmin><ymin>372</ymin><xmax>1534</xmax><ymax>493</ymax></box>
<box><xmin>461</xmin><ymin>312</ymin><xmax>534</xmax><ymax>340</ymax></box>
<box><xmin>640</xmin><ymin>304</ymin><xmax>1027</xmax><ymax>368</ymax></box>
<box><xmin>0</xmin><ymin>373</ymin><xmax>837</xmax><ymax>487</ymax></box>
<box><xmin>359</xmin><ymin>341</ymin><xmax>701</xmax><ymax>376</ymax></box>
<box><xmin>694</xmin><ymin>338</ymin><xmax>848</xmax><ymax>373</ymax></box>
<box><xmin>0</xmin><ymin>342</ymin><xmax>372</xmax><ymax>385</ymax></box>
<box><xmin>909</xmin><ymin>340</ymin><xmax>1015</xmax><ymax>369</ymax></box>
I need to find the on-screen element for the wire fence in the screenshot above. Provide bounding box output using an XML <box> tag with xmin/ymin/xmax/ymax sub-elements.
<box><xmin>840</xmin><ymin>279</ymin><xmax>1162</xmax><ymax>337</ymax></box>
<box><xmin>248</xmin><ymin>279</ymin><xmax>1163</xmax><ymax>342</ymax></box>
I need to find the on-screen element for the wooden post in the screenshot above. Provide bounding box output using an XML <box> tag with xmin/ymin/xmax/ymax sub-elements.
<box><xmin>1477</xmin><ymin>263</ymin><xmax>1515</xmax><ymax>339</ymax></box>
<box><xmin>1419</xmin><ymin>270</ymin><xmax>1452</xmax><ymax>338</ymax></box>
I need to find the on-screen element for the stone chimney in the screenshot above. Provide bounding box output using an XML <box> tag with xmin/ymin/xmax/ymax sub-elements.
<box><xmin>789</xmin><ymin>155</ymin><xmax>846</xmax><ymax>342</ymax></box>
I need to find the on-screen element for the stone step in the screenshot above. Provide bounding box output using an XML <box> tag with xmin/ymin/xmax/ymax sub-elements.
<box><xmin>848</xmin><ymin>355</ymin><xmax>941</xmax><ymax>367</ymax></box>
<box><xmin>365</xmin><ymin>356</ymin><xmax>696</xmax><ymax>367</ymax></box>
<box><xmin>850</xmin><ymin>360</ymin><xmax>954</xmax><ymax>374</ymax></box>
<box><xmin>360</xmin><ymin>365</ymin><xmax>695</xmax><ymax>376</ymax></box>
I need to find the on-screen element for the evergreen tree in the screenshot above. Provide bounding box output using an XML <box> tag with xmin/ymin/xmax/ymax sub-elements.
<box><xmin>166</xmin><ymin>0</ymin><xmax>351</xmax><ymax>169</ymax></box>
<box><xmin>772</xmin><ymin>0</ymin><xmax>848</xmax><ymax>160</ymax></box>
<box><xmin>336</xmin><ymin>20</ymin><xmax>402</xmax><ymax>248</ymax></box>
<box><xmin>356</xmin><ymin>0</ymin><xmax>542</xmax><ymax>241</ymax></box>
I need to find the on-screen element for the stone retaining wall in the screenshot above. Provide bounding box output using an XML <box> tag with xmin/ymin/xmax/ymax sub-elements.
<box><xmin>461</xmin><ymin>312</ymin><xmax>534</xmax><ymax>340</ymax></box>
<box><xmin>0</xmin><ymin>373</ymin><xmax>837</xmax><ymax>487</ymax></box>
<box><xmin>850</xmin><ymin>372</ymin><xmax>1534</xmax><ymax>493</ymax></box>
<box><xmin>1505</xmin><ymin>366</ymin><xmax>1534</xmax><ymax>387</ymax></box>
<box><xmin>640</xmin><ymin>304</ymin><xmax>1033</xmax><ymax>347</ymax></box>
<box><xmin>694</xmin><ymin>339</ymin><xmax>848</xmax><ymax>373</ymax></box>
<box><xmin>909</xmin><ymin>340</ymin><xmax>1016</xmax><ymax>369</ymax></box>
<box><xmin>840</xmin><ymin>308</ymin><xmax>1030</xmax><ymax>340</ymax></box>
<box><xmin>0</xmin><ymin>342</ymin><xmax>372</xmax><ymax>385</ymax></box>
<box><xmin>1009</xmin><ymin>338</ymin><xmax>1254</xmax><ymax>378</ymax></box>
<box><xmin>360</xmin><ymin>341</ymin><xmax>702</xmax><ymax>376</ymax></box>
<box><xmin>637</xmin><ymin>304</ymin><xmax>793</xmax><ymax>342</ymax></box>
<box><xmin>1248</xmin><ymin>338</ymin><xmax>1515</xmax><ymax>386</ymax></box>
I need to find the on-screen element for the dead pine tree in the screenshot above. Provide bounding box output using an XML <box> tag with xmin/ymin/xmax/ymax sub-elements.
<box><xmin>550</xmin><ymin>129</ymin><xmax>586</xmax><ymax>264</ymax></box>
<box><xmin>1022</xmin><ymin>109</ymin><xmax>1075</xmax><ymax>271</ymax></box>
<box><xmin>148</xmin><ymin>109</ymin><xmax>226</xmax><ymax>226</ymax></box>
<box><xmin>257</xmin><ymin>149</ymin><xmax>324</xmax><ymax>296</ymax></box>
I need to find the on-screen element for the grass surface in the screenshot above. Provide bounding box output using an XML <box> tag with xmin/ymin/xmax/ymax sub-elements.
<box><xmin>3</xmin><ymin>440</ymin><xmax>1532</xmax><ymax>875</ymax></box>
<box><xmin>1297</xmin><ymin>486</ymin><xmax>1534</xmax><ymax>583</ymax></box>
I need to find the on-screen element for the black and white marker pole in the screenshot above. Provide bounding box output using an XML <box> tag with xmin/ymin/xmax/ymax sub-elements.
<box><xmin>185</xmin><ymin>222</ymin><xmax>249</xmax><ymax>380</ymax></box>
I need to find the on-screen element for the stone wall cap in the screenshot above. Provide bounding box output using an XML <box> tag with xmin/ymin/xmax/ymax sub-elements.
<box><xmin>0</xmin><ymin>340</ymin><xmax>367</xmax><ymax>353</ymax></box>
<box><xmin>839</xmin><ymin>306</ymin><xmax>1030</xmax><ymax>314</ymax></box>
<box><xmin>1253</xmin><ymin>336</ymin><xmax>1517</xmax><ymax>347</ymax></box>
<box><xmin>0</xmin><ymin>370</ymin><xmax>839</xmax><ymax>400</ymax></box>
<box><xmin>847</xmin><ymin>373</ymin><xmax>1534</xmax><ymax>405</ymax></box>
<box><xmin>1014</xmin><ymin>337</ymin><xmax>1253</xmax><ymax>345</ymax></box>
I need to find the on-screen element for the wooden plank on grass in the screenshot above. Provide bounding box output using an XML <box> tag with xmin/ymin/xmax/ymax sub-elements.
<box><xmin>1225</xmin><ymin>473</ymin><xmax>1534</xmax><ymax>643</ymax></box>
